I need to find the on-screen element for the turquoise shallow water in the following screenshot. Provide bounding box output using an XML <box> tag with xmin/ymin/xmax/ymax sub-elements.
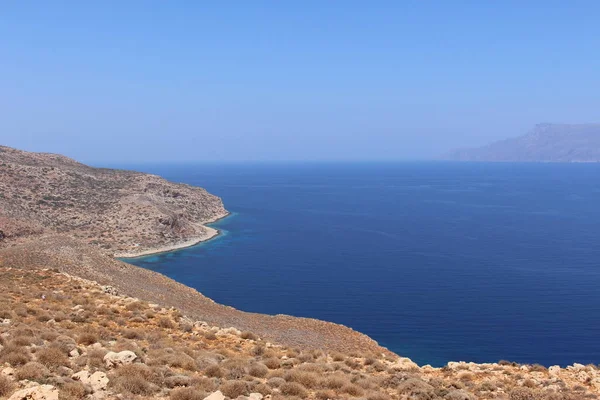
<box><xmin>125</xmin><ymin>162</ymin><xmax>600</xmax><ymax>367</ymax></box>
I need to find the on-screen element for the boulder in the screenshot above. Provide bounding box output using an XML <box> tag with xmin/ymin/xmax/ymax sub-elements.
<box><xmin>249</xmin><ymin>394</ymin><xmax>264</xmax><ymax>400</ymax></box>
<box><xmin>103</xmin><ymin>350</ymin><xmax>137</xmax><ymax>368</ymax></box>
<box><xmin>8</xmin><ymin>384</ymin><xmax>59</xmax><ymax>400</ymax></box>
<box><xmin>549</xmin><ymin>365</ymin><xmax>561</xmax><ymax>376</ymax></box>
<box><xmin>72</xmin><ymin>370</ymin><xmax>109</xmax><ymax>392</ymax></box>
<box><xmin>203</xmin><ymin>391</ymin><xmax>225</xmax><ymax>400</ymax></box>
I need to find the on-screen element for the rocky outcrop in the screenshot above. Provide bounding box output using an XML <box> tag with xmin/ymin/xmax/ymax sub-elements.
<box><xmin>103</xmin><ymin>351</ymin><xmax>137</xmax><ymax>368</ymax></box>
<box><xmin>8</xmin><ymin>385</ymin><xmax>59</xmax><ymax>400</ymax></box>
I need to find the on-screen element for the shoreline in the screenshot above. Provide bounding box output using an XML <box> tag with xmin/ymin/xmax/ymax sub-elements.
<box><xmin>115</xmin><ymin>211</ymin><xmax>231</xmax><ymax>259</ymax></box>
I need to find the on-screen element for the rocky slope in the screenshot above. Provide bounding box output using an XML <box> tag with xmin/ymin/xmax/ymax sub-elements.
<box><xmin>0</xmin><ymin>267</ymin><xmax>597</xmax><ymax>400</ymax></box>
<box><xmin>442</xmin><ymin>123</ymin><xmax>600</xmax><ymax>162</ymax></box>
<box><xmin>0</xmin><ymin>145</ymin><xmax>227</xmax><ymax>256</ymax></box>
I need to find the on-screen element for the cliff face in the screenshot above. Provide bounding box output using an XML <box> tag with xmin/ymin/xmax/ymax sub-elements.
<box><xmin>0</xmin><ymin>145</ymin><xmax>227</xmax><ymax>255</ymax></box>
<box><xmin>442</xmin><ymin>123</ymin><xmax>600</xmax><ymax>162</ymax></box>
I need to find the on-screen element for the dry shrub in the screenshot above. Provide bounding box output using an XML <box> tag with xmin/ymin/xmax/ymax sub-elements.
<box><xmin>342</xmin><ymin>383</ymin><xmax>364</xmax><ymax>396</ymax></box>
<box><xmin>53</xmin><ymin>336</ymin><xmax>77</xmax><ymax>353</ymax></box>
<box><xmin>284</xmin><ymin>370</ymin><xmax>320</xmax><ymax>389</ymax></box>
<box><xmin>0</xmin><ymin>309</ymin><xmax>13</xmax><ymax>319</ymax></box>
<box><xmin>398</xmin><ymin>378</ymin><xmax>435</xmax><ymax>398</ymax></box>
<box><xmin>158</xmin><ymin>316</ymin><xmax>175</xmax><ymax>329</ymax></box>
<box><xmin>249</xmin><ymin>363</ymin><xmax>269</xmax><ymax>378</ymax></box>
<box><xmin>123</xmin><ymin>328</ymin><xmax>144</xmax><ymax>340</ymax></box>
<box><xmin>170</xmin><ymin>387</ymin><xmax>205</xmax><ymax>400</ymax></box>
<box><xmin>321</xmin><ymin>374</ymin><xmax>348</xmax><ymax>390</ymax></box>
<box><xmin>530</xmin><ymin>364</ymin><xmax>547</xmax><ymax>372</ymax></box>
<box><xmin>253</xmin><ymin>383</ymin><xmax>272</xmax><ymax>396</ymax></box>
<box><xmin>60</xmin><ymin>382</ymin><xmax>88</xmax><ymax>400</ymax></box>
<box><xmin>37</xmin><ymin>346</ymin><xmax>70</xmax><ymax>369</ymax></box>
<box><xmin>87</xmin><ymin>348</ymin><xmax>108</xmax><ymax>369</ymax></box>
<box><xmin>222</xmin><ymin>359</ymin><xmax>248</xmax><ymax>379</ymax></box>
<box><xmin>0</xmin><ymin>343</ymin><xmax>32</xmax><ymax>366</ymax></box>
<box><xmin>204</xmin><ymin>331</ymin><xmax>217</xmax><ymax>340</ymax></box>
<box><xmin>220</xmin><ymin>380</ymin><xmax>249</xmax><ymax>398</ymax></box>
<box><xmin>0</xmin><ymin>374</ymin><xmax>14</xmax><ymax>397</ymax></box>
<box><xmin>331</xmin><ymin>352</ymin><xmax>345</xmax><ymax>362</ymax></box>
<box><xmin>204</xmin><ymin>365</ymin><xmax>223</xmax><ymax>378</ymax></box>
<box><xmin>165</xmin><ymin>375</ymin><xmax>193</xmax><ymax>388</ymax></box>
<box><xmin>77</xmin><ymin>330</ymin><xmax>99</xmax><ymax>345</ymax></box>
<box><xmin>111</xmin><ymin>364</ymin><xmax>159</xmax><ymax>395</ymax></box>
<box><xmin>316</xmin><ymin>389</ymin><xmax>337</xmax><ymax>400</ymax></box>
<box><xmin>280</xmin><ymin>382</ymin><xmax>308</xmax><ymax>397</ymax></box>
<box><xmin>263</xmin><ymin>357</ymin><xmax>280</xmax><ymax>370</ymax></box>
<box><xmin>241</xmin><ymin>331</ymin><xmax>258</xmax><ymax>340</ymax></box>
<box><xmin>267</xmin><ymin>377</ymin><xmax>286</xmax><ymax>388</ymax></box>
<box><xmin>367</xmin><ymin>392</ymin><xmax>392</xmax><ymax>400</ymax></box>
<box><xmin>15</xmin><ymin>362</ymin><xmax>49</xmax><ymax>381</ymax></box>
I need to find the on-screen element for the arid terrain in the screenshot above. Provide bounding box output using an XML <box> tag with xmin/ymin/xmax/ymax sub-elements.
<box><xmin>0</xmin><ymin>146</ymin><xmax>227</xmax><ymax>257</ymax></box>
<box><xmin>1</xmin><ymin>146</ymin><xmax>599</xmax><ymax>399</ymax></box>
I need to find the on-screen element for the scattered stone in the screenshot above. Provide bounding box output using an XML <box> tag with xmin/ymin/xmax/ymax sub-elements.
<box><xmin>203</xmin><ymin>391</ymin><xmax>225</xmax><ymax>400</ymax></box>
<box><xmin>102</xmin><ymin>286</ymin><xmax>118</xmax><ymax>296</ymax></box>
<box><xmin>8</xmin><ymin>384</ymin><xmax>59</xmax><ymax>400</ymax></box>
<box><xmin>72</xmin><ymin>370</ymin><xmax>109</xmax><ymax>392</ymax></box>
<box><xmin>2</xmin><ymin>366</ymin><xmax>15</xmax><ymax>376</ymax></box>
<box><xmin>0</xmin><ymin>318</ymin><xmax>11</xmax><ymax>327</ymax></box>
<box><xmin>69</xmin><ymin>348</ymin><xmax>80</xmax><ymax>358</ymax></box>
<box><xmin>249</xmin><ymin>393</ymin><xmax>263</xmax><ymax>400</ymax></box>
<box><xmin>103</xmin><ymin>350</ymin><xmax>137</xmax><ymax>368</ymax></box>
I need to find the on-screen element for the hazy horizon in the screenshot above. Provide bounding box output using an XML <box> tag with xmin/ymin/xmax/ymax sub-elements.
<box><xmin>2</xmin><ymin>2</ymin><xmax>600</xmax><ymax>163</ymax></box>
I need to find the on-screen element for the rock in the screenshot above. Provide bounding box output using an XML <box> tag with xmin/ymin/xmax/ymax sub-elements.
<box><xmin>0</xmin><ymin>318</ymin><xmax>11</xmax><ymax>327</ymax></box>
<box><xmin>204</xmin><ymin>391</ymin><xmax>225</xmax><ymax>400</ymax></box>
<box><xmin>8</xmin><ymin>384</ymin><xmax>59</xmax><ymax>400</ymax></box>
<box><xmin>249</xmin><ymin>394</ymin><xmax>263</xmax><ymax>400</ymax></box>
<box><xmin>102</xmin><ymin>286</ymin><xmax>118</xmax><ymax>296</ymax></box>
<box><xmin>549</xmin><ymin>365</ymin><xmax>561</xmax><ymax>376</ymax></box>
<box><xmin>69</xmin><ymin>349</ymin><xmax>80</xmax><ymax>358</ymax></box>
<box><xmin>103</xmin><ymin>350</ymin><xmax>137</xmax><ymax>368</ymax></box>
<box><xmin>2</xmin><ymin>366</ymin><xmax>15</xmax><ymax>376</ymax></box>
<box><xmin>445</xmin><ymin>389</ymin><xmax>476</xmax><ymax>400</ymax></box>
<box><xmin>72</xmin><ymin>370</ymin><xmax>109</xmax><ymax>392</ymax></box>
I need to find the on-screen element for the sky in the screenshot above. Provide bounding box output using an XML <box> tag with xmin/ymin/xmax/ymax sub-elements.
<box><xmin>1</xmin><ymin>1</ymin><xmax>599</xmax><ymax>163</ymax></box>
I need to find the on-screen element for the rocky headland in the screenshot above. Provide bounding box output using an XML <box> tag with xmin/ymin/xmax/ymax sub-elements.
<box><xmin>1</xmin><ymin>145</ymin><xmax>598</xmax><ymax>399</ymax></box>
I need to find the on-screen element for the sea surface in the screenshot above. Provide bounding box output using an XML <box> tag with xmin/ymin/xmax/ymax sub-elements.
<box><xmin>124</xmin><ymin>162</ymin><xmax>600</xmax><ymax>367</ymax></box>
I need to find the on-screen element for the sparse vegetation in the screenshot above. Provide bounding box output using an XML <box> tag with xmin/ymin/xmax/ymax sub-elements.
<box><xmin>0</xmin><ymin>267</ymin><xmax>598</xmax><ymax>400</ymax></box>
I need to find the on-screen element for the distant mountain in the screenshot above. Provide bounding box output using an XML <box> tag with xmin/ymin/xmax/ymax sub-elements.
<box><xmin>442</xmin><ymin>123</ymin><xmax>600</xmax><ymax>162</ymax></box>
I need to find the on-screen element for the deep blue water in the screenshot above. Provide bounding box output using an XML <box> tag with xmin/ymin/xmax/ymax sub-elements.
<box><xmin>124</xmin><ymin>162</ymin><xmax>600</xmax><ymax>367</ymax></box>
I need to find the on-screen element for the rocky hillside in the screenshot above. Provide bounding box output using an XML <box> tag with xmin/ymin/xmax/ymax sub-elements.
<box><xmin>0</xmin><ymin>145</ymin><xmax>227</xmax><ymax>256</ymax></box>
<box><xmin>1</xmin><ymin>267</ymin><xmax>597</xmax><ymax>400</ymax></box>
<box><xmin>442</xmin><ymin>123</ymin><xmax>600</xmax><ymax>162</ymax></box>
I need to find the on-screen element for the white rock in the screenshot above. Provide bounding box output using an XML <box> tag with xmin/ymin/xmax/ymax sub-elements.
<box><xmin>249</xmin><ymin>393</ymin><xmax>264</xmax><ymax>400</ymax></box>
<box><xmin>72</xmin><ymin>370</ymin><xmax>109</xmax><ymax>392</ymax></box>
<box><xmin>549</xmin><ymin>365</ymin><xmax>561</xmax><ymax>376</ymax></box>
<box><xmin>0</xmin><ymin>318</ymin><xmax>11</xmax><ymax>327</ymax></box>
<box><xmin>203</xmin><ymin>391</ymin><xmax>225</xmax><ymax>400</ymax></box>
<box><xmin>69</xmin><ymin>349</ymin><xmax>80</xmax><ymax>358</ymax></box>
<box><xmin>103</xmin><ymin>350</ymin><xmax>137</xmax><ymax>368</ymax></box>
<box><xmin>8</xmin><ymin>384</ymin><xmax>59</xmax><ymax>400</ymax></box>
<box><xmin>2</xmin><ymin>366</ymin><xmax>15</xmax><ymax>376</ymax></box>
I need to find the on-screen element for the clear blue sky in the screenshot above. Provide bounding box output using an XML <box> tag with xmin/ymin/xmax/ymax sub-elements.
<box><xmin>1</xmin><ymin>1</ymin><xmax>599</xmax><ymax>162</ymax></box>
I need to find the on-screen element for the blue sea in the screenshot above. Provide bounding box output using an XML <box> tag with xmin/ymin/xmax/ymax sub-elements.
<box><xmin>125</xmin><ymin>162</ymin><xmax>600</xmax><ymax>367</ymax></box>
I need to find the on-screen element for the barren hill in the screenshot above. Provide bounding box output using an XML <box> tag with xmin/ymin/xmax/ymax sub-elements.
<box><xmin>0</xmin><ymin>145</ymin><xmax>227</xmax><ymax>256</ymax></box>
<box><xmin>442</xmin><ymin>123</ymin><xmax>600</xmax><ymax>162</ymax></box>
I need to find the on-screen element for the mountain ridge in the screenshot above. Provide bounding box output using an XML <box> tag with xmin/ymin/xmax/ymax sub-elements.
<box><xmin>442</xmin><ymin>123</ymin><xmax>600</xmax><ymax>162</ymax></box>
